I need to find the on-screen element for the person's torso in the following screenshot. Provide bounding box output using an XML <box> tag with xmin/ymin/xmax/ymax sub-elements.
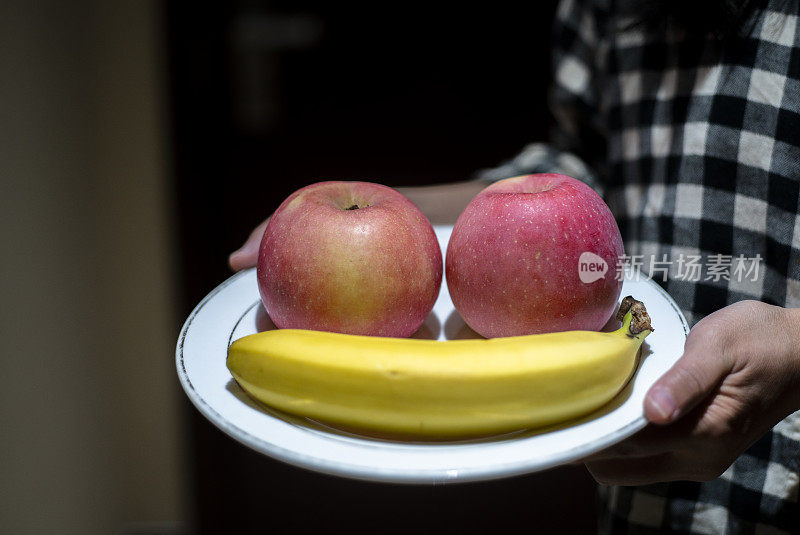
<box><xmin>593</xmin><ymin>0</ymin><xmax>800</xmax><ymax>326</ymax></box>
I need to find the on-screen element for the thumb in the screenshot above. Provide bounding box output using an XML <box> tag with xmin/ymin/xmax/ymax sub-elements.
<box><xmin>644</xmin><ymin>329</ymin><xmax>734</xmax><ymax>425</ymax></box>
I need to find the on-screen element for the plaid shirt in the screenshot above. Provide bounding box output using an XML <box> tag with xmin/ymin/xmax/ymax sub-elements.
<box><xmin>481</xmin><ymin>0</ymin><xmax>800</xmax><ymax>532</ymax></box>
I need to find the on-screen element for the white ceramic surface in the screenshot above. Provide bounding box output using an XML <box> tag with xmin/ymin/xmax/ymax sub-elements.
<box><xmin>176</xmin><ymin>226</ymin><xmax>689</xmax><ymax>484</ymax></box>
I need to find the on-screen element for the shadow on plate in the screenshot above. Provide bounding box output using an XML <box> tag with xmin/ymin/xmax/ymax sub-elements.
<box><xmin>408</xmin><ymin>311</ymin><xmax>441</xmax><ymax>340</ymax></box>
<box><xmin>255</xmin><ymin>305</ymin><xmax>276</xmax><ymax>332</ymax></box>
<box><xmin>443</xmin><ymin>310</ymin><xmax>483</xmax><ymax>340</ymax></box>
<box><xmin>225</xmin><ymin>378</ymin><xmax>264</xmax><ymax>411</ymax></box>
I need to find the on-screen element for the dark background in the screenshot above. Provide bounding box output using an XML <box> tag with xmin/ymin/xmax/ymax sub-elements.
<box><xmin>166</xmin><ymin>1</ymin><xmax>598</xmax><ymax>532</ymax></box>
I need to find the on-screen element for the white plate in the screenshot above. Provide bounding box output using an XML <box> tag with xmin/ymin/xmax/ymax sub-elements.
<box><xmin>177</xmin><ymin>225</ymin><xmax>689</xmax><ymax>484</ymax></box>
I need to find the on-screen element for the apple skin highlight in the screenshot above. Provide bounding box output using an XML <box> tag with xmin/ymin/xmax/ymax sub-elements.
<box><xmin>257</xmin><ymin>181</ymin><xmax>443</xmax><ymax>337</ymax></box>
<box><xmin>445</xmin><ymin>174</ymin><xmax>624</xmax><ymax>338</ymax></box>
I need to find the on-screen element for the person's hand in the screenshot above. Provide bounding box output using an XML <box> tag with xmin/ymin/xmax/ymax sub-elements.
<box><xmin>229</xmin><ymin>217</ymin><xmax>269</xmax><ymax>271</ymax></box>
<box><xmin>584</xmin><ymin>300</ymin><xmax>800</xmax><ymax>485</ymax></box>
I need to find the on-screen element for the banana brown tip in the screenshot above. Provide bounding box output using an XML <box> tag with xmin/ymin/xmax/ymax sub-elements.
<box><xmin>616</xmin><ymin>295</ymin><xmax>654</xmax><ymax>335</ymax></box>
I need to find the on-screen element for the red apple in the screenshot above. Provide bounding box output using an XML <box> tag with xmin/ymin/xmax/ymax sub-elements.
<box><xmin>445</xmin><ymin>174</ymin><xmax>623</xmax><ymax>337</ymax></box>
<box><xmin>257</xmin><ymin>181</ymin><xmax>442</xmax><ymax>337</ymax></box>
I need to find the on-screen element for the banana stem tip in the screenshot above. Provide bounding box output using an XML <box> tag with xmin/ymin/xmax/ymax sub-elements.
<box><xmin>616</xmin><ymin>296</ymin><xmax>654</xmax><ymax>335</ymax></box>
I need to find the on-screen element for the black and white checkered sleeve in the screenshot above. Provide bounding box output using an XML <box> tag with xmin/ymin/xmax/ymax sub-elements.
<box><xmin>477</xmin><ymin>0</ymin><xmax>606</xmax><ymax>195</ymax></box>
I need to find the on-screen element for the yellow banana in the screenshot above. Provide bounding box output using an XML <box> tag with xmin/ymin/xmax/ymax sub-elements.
<box><xmin>227</xmin><ymin>296</ymin><xmax>653</xmax><ymax>439</ymax></box>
